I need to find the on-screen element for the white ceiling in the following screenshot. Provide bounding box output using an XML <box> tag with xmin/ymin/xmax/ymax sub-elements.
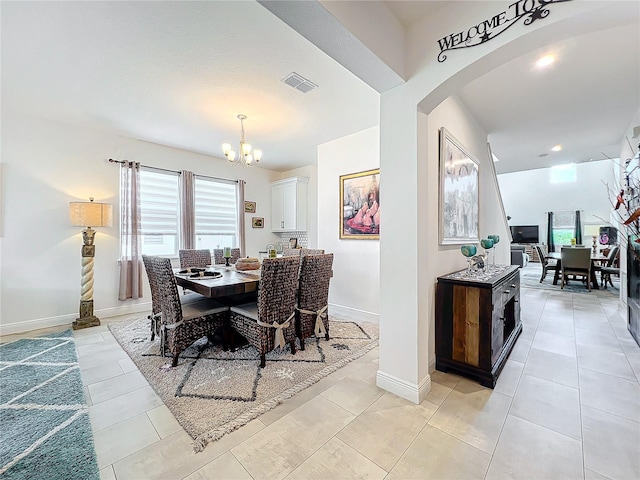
<box><xmin>2</xmin><ymin>1</ymin><xmax>639</xmax><ymax>174</ymax></box>
<box><xmin>1</xmin><ymin>1</ymin><xmax>379</xmax><ymax>172</ymax></box>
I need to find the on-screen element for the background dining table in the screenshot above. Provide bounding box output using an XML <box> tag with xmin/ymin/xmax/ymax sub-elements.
<box><xmin>547</xmin><ymin>251</ymin><xmax>607</xmax><ymax>289</ymax></box>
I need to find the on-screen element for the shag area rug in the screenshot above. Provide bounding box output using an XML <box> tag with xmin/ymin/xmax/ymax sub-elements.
<box><xmin>520</xmin><ymin>263</ymin><xmax>619</xmax><ymax>295</ymax></box>
<box><xmin>0</xmin><ymin>330</ymin><xmax>99</xmax><ymax>480</ymax></box>
<box><xmin>109</xmin><ymin>316</ymin><xmax>378</xmax><ymax>451</ymax></box>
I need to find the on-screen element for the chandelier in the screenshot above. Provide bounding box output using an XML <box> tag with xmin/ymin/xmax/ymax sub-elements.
<box><xmin>222</xmin><ymin>114</ymin><xmax>262</xmax><ymax>166</ymax></box>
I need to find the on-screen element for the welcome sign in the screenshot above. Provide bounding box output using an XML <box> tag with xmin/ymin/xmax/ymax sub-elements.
<box><xmin>437</xmin><ymin>0</ymin><xmax>573</xmax><ymax>62</ymax></box>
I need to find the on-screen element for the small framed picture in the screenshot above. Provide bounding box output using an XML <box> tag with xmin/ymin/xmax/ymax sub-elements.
<box><xmin>289</xmin><ymin>238</ymin><xmax>298</xmax><ymax>249</ymax></box>
<box><xmin>244</xmin><ymin>201</ymin><xmax>256</xmax><ymax>213</ymax></box>
<box><xmin>252</xmin><ymin>217</ymin><xmax>264</xmax><ymax>228</ymax></box>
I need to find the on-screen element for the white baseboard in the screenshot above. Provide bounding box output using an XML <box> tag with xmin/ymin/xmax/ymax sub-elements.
<box><xmin>376</xmin><ymin>370</ymin><xmax>431</xmax><ymax>404</ymax></box>
<box><xmin>429</xmin><ymin>356</ymin><xmax>436</xmax><ymax>373</ymax></box>
<box><xmin>329</xmin><ymin>303</ymin><xmax>379</xmax><ymax>324</ymax></box>
<box><xmin>0</xmin><ymin>302</ymin><xmax>151</xmax><ymax>336</ymax></box>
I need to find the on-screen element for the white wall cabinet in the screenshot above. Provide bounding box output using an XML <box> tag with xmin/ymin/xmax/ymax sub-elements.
<box><xmin>271</xmin><ymin>177</ymin><xmax>308</xmax><ymax>232</ymax></box>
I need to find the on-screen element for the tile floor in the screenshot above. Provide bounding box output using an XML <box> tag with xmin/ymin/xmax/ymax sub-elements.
<box><xmin>3</xmin><ymin>284</ymin><xmax>640</xmax><ymax>479</ymax></box>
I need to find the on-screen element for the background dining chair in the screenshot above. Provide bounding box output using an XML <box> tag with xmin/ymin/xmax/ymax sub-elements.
<box><xmin>534</xmin><ymin>244</ymin><xmax>559</xmax><ymax>283</ymax></box>
<box><xmin>229</xmin><ymin>256</ymin><xmax>300</xmax><ymax>367</ymax></box>
<box><xmin>282</xmin><ymin>248</ymin><xmax>301</xmax><ymax>257</ymax></box>
<box><xmin>560</xmin><ymin>247</ymin><xmax>592</xmax><ymax>291</ymax></box>
<box><xmin>213</xmin><ymin>248</ymin><xmax>241</xmax><ymax>264</ymax></box>
<box><xmin>179</xmin><ymin>249</ymin><xmax>211</xmax><ymax>268</ymax></box>
<box><xmin>599</xmin><ymin>245</ymin><xmax>620</xmax><ymax>288</ymax></box>
<box><xmin>296</xmin><ymin>253</ymin><xmax>333</xmax><ymax>350</ymax></box>
<box><xmin>301</xmin><ymin>248</ymin><xmax>325</xmax><ymax>256</ymax></box>
<box><xmin>151</xmin><ymin>256</ymin><xmax>228</xmax><ymax>367</ymax></box>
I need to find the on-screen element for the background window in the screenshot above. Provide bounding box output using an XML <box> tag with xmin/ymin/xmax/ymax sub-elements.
<box><xmin>139</xmin><ymin>168</ymin><xmax>179</xmax><ymax>256</ymax></box>
<box><xmin>552</xmin><ymin>210</ymin><xmax>576</xmax><ymax>246</ymax></box>
<box><xmin>550</xmin><ymin>164</ymin><xmax>577</xmax><ymax>183</ymax></box>
<box><xmin>194</xmin><ymin>176</ymin><xmax>238</xmax><ymax>250</ymax></box>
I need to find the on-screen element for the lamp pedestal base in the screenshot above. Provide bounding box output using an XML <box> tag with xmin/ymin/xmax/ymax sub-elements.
<box><xmin>73</xmin><ymin>300</ymin><xmax>101</xmax><ymax>330</ymax></box>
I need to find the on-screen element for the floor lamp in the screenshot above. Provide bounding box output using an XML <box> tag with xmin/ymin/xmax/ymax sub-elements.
<box><xmin>69</xmin><ymin>197</ymin><xmax>113</xmax><ymax>330</ymax></box>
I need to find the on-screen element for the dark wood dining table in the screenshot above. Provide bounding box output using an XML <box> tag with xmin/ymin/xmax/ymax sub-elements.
<box><xmin>548</xmin><ymin>252</ymin><xmax>607</xmax><ymax>290</ymax></box>
<box><xmin>174</xmin><ymin>266</ymin><xmax>260</xmax><ymax>300</ymax></box>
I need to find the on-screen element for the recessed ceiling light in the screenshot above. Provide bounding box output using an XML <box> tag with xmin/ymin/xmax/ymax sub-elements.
<box><xmin>551</xmin><ymin>144</ymin><xmax>562</xmax><ymax>152</ymax></box>
<box><xmin>536</xmin><ymin>54</ymin><xmax>556</xmax><ymax>68</ymax></box>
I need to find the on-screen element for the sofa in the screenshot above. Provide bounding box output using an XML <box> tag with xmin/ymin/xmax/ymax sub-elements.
<box><xmin>511</xmin><ymin>245</ymin><xmax>530</xmax><ymax>267</ymax></box>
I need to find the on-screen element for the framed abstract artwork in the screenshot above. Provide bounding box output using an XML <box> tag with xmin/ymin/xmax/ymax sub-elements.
<box><xmin>439</xmin><ymin>128</ymin><xmax>479</xmax><ymax>245</ymax></box>
<box><xmin>340</xmin><ymin>168</ymin><xmax>380</xmax><ymax>240</ymax></box>
<box><xmin>252</xmin><ymin>217</ymin><xmax>264</xmax><ymax>228</ymax></box>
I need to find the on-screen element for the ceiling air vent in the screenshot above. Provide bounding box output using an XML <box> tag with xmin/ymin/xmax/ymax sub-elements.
<box><xmin>281</xmin><ymin>72</ymin><xmax>317</xmax><ymax>94</ymax></box>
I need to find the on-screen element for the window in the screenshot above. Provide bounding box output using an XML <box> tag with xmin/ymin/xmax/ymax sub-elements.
<box><xmin>139</xmin><ymin>168</ymin><xmax>179</xmax><ymax>256</ymax></box>
<box><xmin>550</xmin><ymin>164</ymin><xmax>577</xmax><ymax>183</ymax></box>
<box><xmin>194</xmin><ymin>176</ymin><xmax>238</xmax><ymax>250</ymax></box>
<box><xmin>129</xmin><ymin>168</ymin><xmax>240</xmax><ymax>256</ymax></box>
<box><xmin>552</xmin><ymin>211</ymin><xmax>576</xmax><ymax>246</ymax></box>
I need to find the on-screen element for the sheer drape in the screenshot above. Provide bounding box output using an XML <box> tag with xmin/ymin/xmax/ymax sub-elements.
<box><xmin>237</xmin><ymin>180</ymin><xmax>246</xmax><ymax>257</ymax></box>
<box><xmin>118</xmin><ymin>161</ymin><xmax>143</xmax><ymax>300</ymax></box>
<box><xmin>575</xmin><ymin>210</ymin><xmax>582</xmax><ymax>244</ymax></box>
<box><xmin>547</xmin><ymin>212</ymin><xmax>555</xmax><ymax>253</ymax></box>
<box><xmin>180</xmin><ymin>170</ymin><xmax>195</xmax><ymax>249</ymax></box>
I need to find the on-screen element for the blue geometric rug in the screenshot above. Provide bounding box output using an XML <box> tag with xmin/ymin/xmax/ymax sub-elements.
<box><xmin>0</xmin><ymin>330</ymin><xmax>99</xmax><ymax>480</ymax></box>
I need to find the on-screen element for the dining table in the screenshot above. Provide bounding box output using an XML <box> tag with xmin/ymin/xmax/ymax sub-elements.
<box><xmin>174</xmin><ymin>265</ymin><xmax>261</xmax><ymax>301</ymax></box>
<box><xmin>548</xmin><ymin>251</ymin><xmax>608</xmax><ymax>290</ymax></box>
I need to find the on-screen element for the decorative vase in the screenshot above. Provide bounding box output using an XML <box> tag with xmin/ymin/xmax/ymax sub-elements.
<box><xmin>488</xmin><ymin>235</ymin><xmax>500</xmax><ymax>265</ymax></box>
<box><xmin>480</xmin><ymin>238</ymin><xmax>494</xmax><ymax>271</ymax></box>
<box><xmin>461</xmin><ymin>244</ymin><xmax>477</xmax><ymax>273</ymax></box>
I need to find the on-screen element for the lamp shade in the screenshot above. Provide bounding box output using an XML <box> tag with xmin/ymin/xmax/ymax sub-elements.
<box><xmin>70</xmin><ymin>199</ymin><xmax>113</xmax><ymax>227</ymax></box>
<box><xmin>584</xmin><ymin>224</ymin><xmax>601</xmax><ymax>237</ymax></box>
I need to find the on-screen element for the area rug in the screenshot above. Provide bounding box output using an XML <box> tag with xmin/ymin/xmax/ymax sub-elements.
<box><xmin>0</xmin><ymin>330</ymin><xmax>99</xmax><ymax>480</ymax></box>
<box><xmin>520</xmin><ymin>264</ymin><xmax>619</xmax><ymax>295</ymax></box>
<box><xmin>109</xmin><ymin>316</ymin><xmax>378</xmax><ymax>452</ymax></box>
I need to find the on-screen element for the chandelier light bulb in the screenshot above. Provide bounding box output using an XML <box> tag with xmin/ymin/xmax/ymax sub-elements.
<box><xmin>222</xmin><ymin>143</ymin><xmax>232</xmax><ymax>155</ymax></box>
<box><xmin>228</xmin><ymin>150</ymin><xmax>236</xmax><ymax>161</ymax></box>
<box><xmin>253</xmin><ymin>149</ymin><xmax>262</xmax><ymax>162</ymax></box>
<box><xmin>242</xmin><ymin>143</ymin><xmax>252</xmax><ymax>156</ymax></box>
<box><xmin>246</xmin><ymin>154</ymin><xmax>254</xmax><ymax>165</ymax></box>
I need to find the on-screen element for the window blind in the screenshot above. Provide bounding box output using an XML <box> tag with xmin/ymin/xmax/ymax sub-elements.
<box><xmin>139</xmin><ymin>168</ymin><xmax>180</xmax><ymax>235</ymax></box>
<box><xmin>194</xmin><ymin>177</ymin><xmax>237</xmax><ymax>236</ymax></box>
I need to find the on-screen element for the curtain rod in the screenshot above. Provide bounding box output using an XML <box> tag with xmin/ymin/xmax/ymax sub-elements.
<box><xmin>108</xmin><ymin>158</ymin><xmax>241</xmax><ymax>184</ymax></box>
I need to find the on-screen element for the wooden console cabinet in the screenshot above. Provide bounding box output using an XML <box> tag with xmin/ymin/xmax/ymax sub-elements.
<box><xmin>435</xmin><ymin>265</ymin><xmax>522</xmax><ymax>388</ymax></box>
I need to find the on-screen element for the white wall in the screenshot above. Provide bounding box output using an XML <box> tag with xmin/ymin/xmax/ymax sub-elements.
<box><xmin>498</xmin><ymin>160</ymin><xmax>616</xmax><ymax>246</ymax></box>
<box><xmin>0</xmin><ymin>112</ymin><xmax>282</xmax><ymax>333</ymax></box>
<box><xmin>317</xmin><ymin>126</ymin><xmax>380</xmax><ymax>322</ymax></box>
<box><xmin>279</xmin><ymin>165</ymin><xmax>318</xmax><ymax>249</ymax></box>
<box><xmin>423</xmin><ymin>94</ymin><xmax>511</xmax><ymax>373</ymax></box>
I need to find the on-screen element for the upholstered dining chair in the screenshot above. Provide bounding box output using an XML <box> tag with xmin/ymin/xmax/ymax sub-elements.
<box><xmin>142</xmin><ymin>254</ymin><xmax>163</xmax><ymax>341</ymax></box>
<box><xmin>534</xmin><ymin>244</ymin><xmax>559</xmax><ymax>283</ymax></box>
<box><xmin>142</xmin><ymin>255</ymin><xmax>205</xmax><ymax>341</ymax></box>
<box><xmin>560</xmin><ymin>247</ymin><xmax>592</xmax><ymax>291</ymax></box>
<box><xmin>151</xmin><ymin>256</ymin><xmax>229</xmax><ymax>367</ymax></box>
<box><xmin>282</xmin><ymin>248</ymin><xmax>301</xmax><ymax>257</ymax></box>
<box><xmin>179</xmin><ymin>249</ymin><xmax>211</xmax><ymax>268</ymax></box>
<box><xmin>296</xmin><ymin>253</ymin><xmax>334</xmax><ymax>350</ymax></box>
<box><xmin>229</xmin><ymin>256</ymin><xmax>300</xmax><ymax>367</ymax></box>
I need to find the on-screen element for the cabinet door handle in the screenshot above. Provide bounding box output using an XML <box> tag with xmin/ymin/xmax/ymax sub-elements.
<box><xmin>504</xmin><ymin>289</ymin><xmax>510</xmax><ymax>294</ymax></box>
<box><xmin>281</xmin><ymin>221</ymin><xmax>284</xmax><ymax>228</ymax></box>
<box><xmin>511</xmin><ymin>284</ymin><xmax>516</xmax><ymax>288</ymax></box>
